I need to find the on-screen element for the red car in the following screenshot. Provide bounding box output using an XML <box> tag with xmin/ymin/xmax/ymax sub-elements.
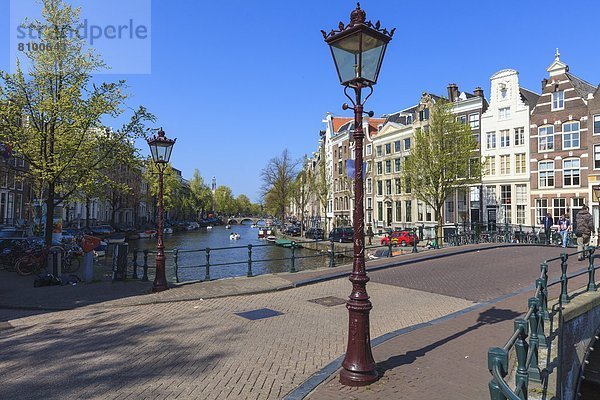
<box><xmin>380</xmin><ymin>230</ymin><xmax>419</xmax><ymax>246</ymax></box>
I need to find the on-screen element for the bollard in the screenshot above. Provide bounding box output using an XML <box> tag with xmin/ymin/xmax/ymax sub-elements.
<box><xmin>388</xmin><ymin>239</ymin><xmax>393</xmax><ymax>258</ymax></box>
<box><xmin>487</xmin><ymin>347</ymin><xmax>509</xmax><ymax>400</ymax></box>
<box><xmin>205</xmin><ymin>248</ymin><xmax>211</xmax><ymax>281</ymax></box>
<box><xmin>173</xmin><ymin>249</ymin><xmax>179</xmax><ymax>283</ymax></box>
<box><xmin>528</xmin><ymin>297</ymin><xmax>542</xmax><ymax>382</ymax></box>
<box><xmin>587</xmin><ymin>246</ymin><xmax>597</xmax><ymax>292</ymax></box>
<box><xmin>290</xmin><ymin>242</ymin><xmax>296</xmax><ymax>273</ymax></box>
<box><xmin>330</xmin><ymin>241</ymin><xmax>335</xmax><ymax>268</ymax></box>
<box><xmin>142</xmin><ymin>249</ymin><xmax>149</xmax><ymax>282</ymax></box>
<box><xmin>514</xmin><ymin>319</ymin><xmax>529</xmax><ymax>399</ymax></box>
<box><xmin>247</xmin><ymin>244</ymin><xmax>253</xmax><ymax>277</ymax></box>
<box><xmin>560</xmin><ymin>253</ymin><xmax>570</xmax><ymax>304</ymax></box>
<box><xmin>132</xmin><ymin>249</ymin><xmax>139</xmax><ymax>280</ymax></box>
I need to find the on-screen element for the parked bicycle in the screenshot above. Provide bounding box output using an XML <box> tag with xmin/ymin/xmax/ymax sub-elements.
<box><xmin>15</xmin><ymin>245</ymin><xmax>64</xmax><ymax>276</ymax></box>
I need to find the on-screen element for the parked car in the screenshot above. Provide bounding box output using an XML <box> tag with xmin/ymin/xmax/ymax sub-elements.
<box><xmin>305</xmin><ymin>228</ymin><xmax>324</xmax><ymax>240</ymax></box>
<box><xmin>285</xmin><ymin>226</ymin><xmax>301</xmax><ymax>236</ymax></box>
<box><xmin>380</xmin><ymin>230</ymin><xmax>419</xmax><ymax>247</ymax></box>
<box><xmin>328</xmin><ymin>227</ymin><xmax>354</xmax><ymax>243</ymax></box>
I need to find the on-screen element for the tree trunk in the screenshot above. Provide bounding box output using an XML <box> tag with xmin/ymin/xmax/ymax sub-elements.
<box><xmin>44</xmin><ymin>183</ymin><xmax>55</xmax><ymax>246</ymax></box>
<box><xmin>85</xmin><ymin>197</ymin><xmax>91</xmax><ymax>227</ymax></box>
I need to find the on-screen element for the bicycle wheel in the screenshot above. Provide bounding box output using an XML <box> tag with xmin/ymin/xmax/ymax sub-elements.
<box><xmin>63</xmin><ymin>256</ymin><xmax>81</xmax><ymax>273</ymax></box>
<box><xmin>15</xmin><ymin>257</ymin><xmax>34</xmax><ymax>276</ymax></box>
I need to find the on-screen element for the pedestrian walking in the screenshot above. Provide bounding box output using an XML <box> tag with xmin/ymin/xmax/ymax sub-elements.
<box><xmin>558</xmin><ymin>213</ymin><xmax>571</xmax><ymax>248</ymax></box>
<box><xmin>575</xmin><ymin>205</ymin><xmax>594</xmax><ymax>260</ymax></box>
<box><xmin>367</xmin><ymin>225</ymin><xmax>373</xmax><ymax>246</ymax></box>
<box><xmin>542</xmin><ymin>212</ymin><xmax>553</xmax><ymax>245</ymax></box>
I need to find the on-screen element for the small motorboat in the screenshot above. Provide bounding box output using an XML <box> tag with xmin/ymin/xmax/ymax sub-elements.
<box><xmin>250</xmin><ymin>224</ymin><xmax>258</xmax><ymax>228</ymax></box>
<box><xmin>164</xmin><ymin>227</ymin><xmax>173</xmax><ymax>234</ymax></box>
<box><xmin>230</xmin><ymin>232</ymin><xmax>241</xmax><ymax>240</ymax></box>
<box><xmin>206</xmin><ymin>226</ymin><xmax>213</xmax><ymax>230</ymax></box>
<box><xmin>225</xmin><ymin>224</ymin><xmax>231</xmax><ymax>229</ymax></box>
<box><xmin>138</xmin><ymin>230</ymin><xmax>157</xmax><ymax>238</ymax></box>
<box><xmin>266</xmin><ymin>235</ymin><xmax>277</xmax><ymax>242</ymax></box>
<box><xmin>105</xmin><ymin>233</ymin><xmax>126</xmax><ymax>244</ymax></box>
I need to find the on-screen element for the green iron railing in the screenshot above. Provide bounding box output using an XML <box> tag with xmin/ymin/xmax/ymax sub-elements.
<box><xmin>488</xmin><ymin>246</ymin><xmax>598</xmax><ymax>399</ymax></box>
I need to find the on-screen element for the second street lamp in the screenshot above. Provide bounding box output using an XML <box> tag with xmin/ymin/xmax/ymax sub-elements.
<box><xmin>147</xmin><ymin>128</ymin><xmax>176</xmax><ymax>292</ymax></box>
<box><xmin>322</xmin><ymin>3</ymin><xmax>394</xmax><ymax>387</ymax></box>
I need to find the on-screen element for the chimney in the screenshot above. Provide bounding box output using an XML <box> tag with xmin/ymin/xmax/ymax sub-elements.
<box><xmin>474</xmin><ymin>87</ymin><xmax>484</xmax><ymax>98</ymax></box>
<box><xmin>542</xmin><ymin>78</ymin><xmax>548</xmax><ymax>90</ymax></box>
<box><xmin>447</xmin><ymin>83</ymin><xmax>459</xmax><ymax>102</ymax></box>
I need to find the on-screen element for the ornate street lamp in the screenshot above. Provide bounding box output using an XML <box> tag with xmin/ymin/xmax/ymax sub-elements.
<box><xmin>592</xmin><ymin>185</ymin><xmax>600</xmax><ymax>244</ymax></box>
<box><xmin>147</xmin><ymin>128</ymin><xmax>176</xmax><ymax>292</ymax></box>
<box><xmin>322</xmin><ymin>3</ymin><xmax>394</xmax><ymax>387</ymax></box>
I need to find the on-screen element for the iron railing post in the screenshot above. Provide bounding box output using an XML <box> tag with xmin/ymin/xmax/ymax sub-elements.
<box><xmin>587</xmin><ymin>246</ymin><xmax>597</xmax><ymax>292</ymax></box>
<box><xmin>514</xmin><ymin>319</ymin><xmax>529</xmax><ymax>399</ymax></box>
<box><xmin>487</xmin><ymin>347</ymin><xmax>509</xmax><ymax>400</ymax></box>
<box><xmin>142</xmin><ymin>249</ymin><xmax>149</xmax><ymax>282</ymax></box>
<box><xmin>528</xmin><ymin>297</ymin><xmax>541</xmax><ymax>383</ymax></box>
<box><xmin>560</xmin><ymin>253</ymin><xmax>570</xmax><ymax>304</ymax></box>
<box><xmin>205</xmin><ymin>248</ymin><xmax>211</xmax><ymax>281</ymax></box>
<box><xmin>132</xmin><ymin>249</ymin><xmax>139</xmax><ymax>280</ymax></box>
<box><xmin>535</xmin><ymin>278</ymin><xmax>548</xmax><ymax>348</ymax></box>
<box><xmin>173</xmin><ymin>249</ymin><xmax>179</xmax><ymax>283</ymax></box>
<box><xmin>290</xmin><ymin>242</ymin><xmax>296</xmax><ymax>273</ymax></box>
<box><xmin>330</xmin><ymin>241</ymin><xmax>335</xmax><ymax>268</ymax></box>
<box><xmin>247</xmin><ymin>244</ymin><xmax>253</xmax><ymax>277</ymax></box>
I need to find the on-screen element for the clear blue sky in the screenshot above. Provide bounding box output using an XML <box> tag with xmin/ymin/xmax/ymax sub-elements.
<box><xmin>2</xmin><ymin>0</ymin><xmax>600</xmax><ymax>202</ymax></box>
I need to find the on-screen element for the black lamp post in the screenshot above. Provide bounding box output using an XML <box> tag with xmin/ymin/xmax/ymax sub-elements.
<box><xmin>322</xmin><ymin>3</ymin><xmax>393</xmax><ymax>387</ymax></box>
<box><xmin>147</xmin><ymin>128</ymin><xmax>176</xmax><ymax>292</ymax></box>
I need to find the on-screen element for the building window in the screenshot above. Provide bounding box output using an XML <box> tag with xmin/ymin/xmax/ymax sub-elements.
<box><xmin>367</xmin><ymin>197</ymin><xmax>372</xmax><ymax>210</ymax></box>
<box><xmin>572</xmin><ymin>197</ymin><xmax>585</xmax><ymax>210</ymax></box>
<box><xmin>552</xmin><ymin>91</ymin><xmax>564</xmax><ymax>110</ymax></box>
<box><xmin>385</xmin><ymin>160</ymin><xmax>391</xmax><ymax>174</ymax></box>
<box><xmin>366</xmin><ymin>178</ymin><xmax>372</xmax><ymax>194</ymax></box>
<box><xmin>595</xmin><ymin>144</ymin><xmax>600</xmax><ymax>169</ymax></box>
<box><xmin>486</xmin><ymin>156</ymin><xmax>496</xmax><ymax>175</ymax></box>
<box><xmin>395</xmin><ymin>178</ymin><xmax>401</xmax><ymax>194</ymax></box>
<box><xmin>500</xmin><ymin>129</ymin><xmax>510</xmax><ymax>147</ymax></box>
<box><xmin>486</xmin><ymin>186</ymin><xmax>497</xmax><ymax>205</ymax></box>
<box><xmin>562</xmin><ymin>121</ymin><xmax>580</xmax><ymax>149</ymax></box>
<box><xmin>538</xmin><ymin>126</ymin><xmax>554</xmax><ymax>151</ymax></box>
<box><xmin>553</xmin><ymin>198</ymin><xmax>567</xmax><ymax>224</ymax></box>
<box><xmin>456</xmin><ymin>115</ymin><xmax>467</xmax><ymax>124</ymax></box>
<box><xmin>499</xmin><ymin>107</ymin><xmax>511</xmax><ymax>120</ymax></box>
<box><xmin>394</xmin><ymin>140</ymin><xmax>401</xmax><ymax>152</ymax></box>
<box><xmin>500</xmin><ymin>155</ymin><xmax>510</xmax><ymax>175</ymax></box>
<box><xmin>376</xmin><ymin>145</ymin><xmax>382</xmax><ymax>157</ymax></box>
<box><xmin>385</xmin><ymin>143</ymin><xmax>391</xmax><ymax>155</ymax></box>
<box><xmin>417</xmin><ymin>202</ymin><xmax>424</xmax><ymax>221</ymax></box>
<box><xmin>486</xmin><ymin>132</ymin><xmax>496</xmax><ymax>149</ymax></box>
<box><xmin>366</xmin><ymin>144</ymin><xmax>372</xmax><ymax>155</ymax></box>
<box><xmin>419</xmin><ymin>108</ymin><xmax>429</xmax><ymax>121</ymax></box>
<box><xmin>405</xmin><ymin>200</ymin><xmax>412</xmax><ymax>222</ymax></box>
<box><xmin>385</xmin><ymin>179</ymin><xmax>392</xmax><ymax>195</ymax></box>
<box><xmin>16</xmin><ymin>174</ymin><xmax>23</xmax><ymax>191</ymax></box>
<box><xmin>535</xmin><ymin>199</ymin><xmax>548</xmax><ymax>225</ymax></box>
<box><xmin>539</xmin><ymin>161</ymin><xmax>554</xmax><ymax>188</ymax></box>
<box><xmin>516</xmin><ymin>184</ymin><xmax>527</xmax><ymax>225</ymax></box>
<box><xmin>377</xmin><ymin>201</ymin><xmax>383</xmax><ymax>221</ymax></box>
<box><xmin>501</xmin><ymin>185</ymin><xmax>512</xmax><ymax>224</ymax></box>
<box><xmin>394</xmin><ymin>158</ymin><xmax>401</xmax><ymax>172</ymax></box>
<box><xmin>563</xmin><ymin>158</ymin><xmax>580</xmax><ymax>187</ymax></box>
<box><xmin>377</xmin><ymin>162</ymin><xmax>382</xmax><ymax>175</ymax></box>
<box><xmin>404</xmin><ymin>138</ymin><xmax>411</xmax><ymax>150</ymax></box>
<box><xmin>514</xmin><ymin>127</ymin><xmax>525</xmax><ymax>146</ymax></box>
<box><xmin>515</xmin><ymin>153</ymin><xmax>526</xmax><ymax>174</ymax></box>
<box><xmin>594</xmin><ymin>115</ymin><xmax>600</xmax><ymax>135</ymax></box>
<box><xmin>469</xmin><ymin>113</ymin><xmax>479</xmax><ymax>129</ymax></box>
<box><xmin>15</xmin><ymin>193</ymin><xmax>22</xmax><ymax>220</ymax></box>
<box><xmin>377</xmin><ymin>180</ymin><xmax>383</xmax><ymax>196</ymax></box>
<box><xmin>1</xmin><ymin>172</ymin><xmax>6</xmax><ymax>188</ymax></box>
<box><xmin>395</xmin><ymin>201</ymin><xmax>401</xmax><ymax>222</ymax></box>
<box><xmin>404</xmin><ymin>176</ymin><xmax>411</xmax><ymax>193</ymax></box>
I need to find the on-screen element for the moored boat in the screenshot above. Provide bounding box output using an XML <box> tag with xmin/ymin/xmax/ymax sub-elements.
<box><xmin>229</xmin><ymin>232</ymin><xmax>240</xmax><ymax>240</ymax></box>
<box><xmin>138</xmin><ymin>230</ymin><xmax>157</xmax><ymax>238</ymax></box>
<box><xmin>105</xmin><ymin>233</ymin><xmax>126</xmax><ymax>244</ymax></box>
<box><xmin>225</xmin><ymin>224</ymin><xmax>231</xmax><ymax>229</ymax></box>
<box><xmin>206</xmin><ymin>226</ymin><xmax>213</xmax><ymax>230</ymax></box>
<box><xmin>164</xmin><ymin>227</ymin><xmax>173</xmax><ymax>234</ymax></box>
<box><xmin>266</xmin><ymin>235</ymin><xmax>277</xmax><ymax>242</ymax></box>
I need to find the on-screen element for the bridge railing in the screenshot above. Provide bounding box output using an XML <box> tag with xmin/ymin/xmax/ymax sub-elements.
<box><xmin>488</xmin><ymin>246</ymin><xmax>599</xmax><ymax>399</ymax></box>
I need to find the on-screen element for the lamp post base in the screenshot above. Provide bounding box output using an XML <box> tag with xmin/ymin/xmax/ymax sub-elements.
<box><xmin>152</xmin><ymin>283</ymin><xmax>169</xmax><ymax>293</ymax></box>
<box><xmin>340</xmin><ymin>368</ymin><xmax>378</xmax><ymax>386</ymax></box>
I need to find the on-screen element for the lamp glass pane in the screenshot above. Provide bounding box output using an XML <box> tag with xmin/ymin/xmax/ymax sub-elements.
<box><xmin>330</xmin><ymin>32</ymin><xmax>362</xmax><ymax>83</ymax></box>
<box><xmin>149</xmin><ymin>143</ymin><xmax>159</xmax><ymax>162</ymax></box>
<box><xmin>361</xmin><ymin>34</ymin><xmax>386</xmax><ymax>83</ymax></box>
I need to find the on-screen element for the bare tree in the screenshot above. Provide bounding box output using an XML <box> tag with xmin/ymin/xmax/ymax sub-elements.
<box><xmin>260</xmin><ymin>149</ymin><xmax>299</xmax><ymax>223</ymax></box>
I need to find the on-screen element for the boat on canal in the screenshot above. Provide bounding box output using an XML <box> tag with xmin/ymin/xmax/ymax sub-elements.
<box><xmin>230</xmin><ymin>232</ymin><xmax>241</xmax><ymax>240</ymax></box>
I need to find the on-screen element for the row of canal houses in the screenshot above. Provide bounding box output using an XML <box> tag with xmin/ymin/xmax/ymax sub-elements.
<box><xmin>305</xmin><ymin>51</ymin><xmax>600</xmax><ymax>239</ymax></box>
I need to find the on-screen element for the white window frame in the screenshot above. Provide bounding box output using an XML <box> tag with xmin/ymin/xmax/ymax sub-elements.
<box><xmin>499</xmin><ymin>107</ymin><xmax>511</xmax><ymax>120</ymax></box>
<box><xmin>595</xmin><ymin>144</ymin><xmax>600</xmax><ymax>169</ymax></box>
<box><xmin>514</xmin><ymin>127</ymin><xmax>525</xmax><ymax>146</ymax></box>
<box><xmin>500</xmin><ymin>155</ymin><xmax>510</xmax><ymax>175</ymax></box>
<box><xmin>552</xmin><ymin>91</ymin><xmax>564</xmax><ymax>111</ymax></box>
<box><xmin>500</xmin><ymin>129</ymin><xmax>510</xmax><ymax>148</ymax></box>
<box><xmin>594</xmin><ymin>114</ymin><xmax>600</xmax><ymax>135</ymax></box>
<box><xmin>538</xmin><ymin>160</ymin><xmax>555</xmax><ymax>188</ymax></box>
<box><xmin>468</xmin><ymin>113</ymin><xmax>479</xmax><ymax>129</ymax></box>
<box><xmin>515</xmin><ymin>153</ymin><xmax>526</xmax><ymax>174</ymax></box>
<box><xmin>563</xmin><ymin>158</ymin><xmax>580</xmax><ymax>187</ymax></box>
<box><xmin>486</xmin><ymin>156</ymin><xmax>496</xmax><ymax>175</ymax></box>
<box><xmin>366</xmin><ymin>144</ymin><xmax>372</xmax><ymax>156</ymax></box>
<box><xmin>486</xmin><ymin>132</ymin><xmax>496</xmax><ymax>149</ymax></box>
<box><xmin>562</xmin><ymin>121</ymin><xmax>580</xmax><ymax>150</ymax></box>
<box><xmin>538</xmin><ymin>125</ymin><xmax>554</xmax><ymax>152</ymax></box>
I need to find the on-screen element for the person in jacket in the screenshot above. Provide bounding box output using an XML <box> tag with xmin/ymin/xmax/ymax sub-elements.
<box><xmin>542</xmin><ymin>212</ymin><xmax>554</xmax><ymax>245</ymax></box>
<box><xmin>558</xmin><ymin>213</ymin><xmax>571</xmax><ymax>248</ymax></box>
<box><xmin>575</xmin><ymin>205</ymin><xmax>594</xmax><ymax>260</ymax></box>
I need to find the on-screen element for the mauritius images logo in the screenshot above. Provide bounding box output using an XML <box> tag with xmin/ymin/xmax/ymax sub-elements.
<box><xmin>10</xmin><ymin>0</ymin><xmax>152</xmax><ymax>74</ymax></box>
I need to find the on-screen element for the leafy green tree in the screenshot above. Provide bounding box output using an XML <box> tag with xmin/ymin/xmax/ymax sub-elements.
<box><xmin>144</xmin><ymin>161</ymin><xmax>183</xmax><ymax>214</ymax></box>
<box><xmin>214</xmin><ymin>185</ymin><xmax>236</xmax><ymax>215</ymax></box>
<box><xmin>188</xmin><ymin>169</ymin><xmax>212</xmax><ymax>219</ymax></box>
<box><xmin>261</xmin><ymin>149</ymin><xmax>299</xmax><ymax>222</ymax></box>
<box><xmin>402</xmin><ymin>100</ymin><xmax>482</xmax><ymax>243</ymax></box>
<box><xmin>292</xmin><ymin>156</ymin><xmax>315</xmax><ymax>234</ymax></box>
<box><xmin>0</xmin><ymin>0</ymin><xmax>153</xmax><ymax>244</ymax></box>
<box><xmin>235</xmin><ymin>194</ymin><xmax>252</xmax><ymax>215</ymax></box>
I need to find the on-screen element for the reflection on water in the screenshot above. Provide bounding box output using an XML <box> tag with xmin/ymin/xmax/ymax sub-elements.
<box><xmin>100</xmin><ymin>223</ymin><xmax>330</xmax><ymax>282</ymax></box>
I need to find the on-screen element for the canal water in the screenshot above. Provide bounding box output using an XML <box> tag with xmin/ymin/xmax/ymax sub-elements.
<box><xmin>102</xmin><ymin>223</ymin><xmax>330</xmax><ymax>282</ymax></box>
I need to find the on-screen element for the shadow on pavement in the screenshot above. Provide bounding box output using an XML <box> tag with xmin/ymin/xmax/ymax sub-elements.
<box><xmin>375</xmin><ymin>307</ymin><xmax>521</xmax><ymax>377</ymax></box>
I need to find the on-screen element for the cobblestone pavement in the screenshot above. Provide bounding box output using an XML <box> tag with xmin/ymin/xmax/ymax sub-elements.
<box><xmin>0</xmin><ymin>244</ymin><xmax>572</xmax><ymax>399</ymax></box>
